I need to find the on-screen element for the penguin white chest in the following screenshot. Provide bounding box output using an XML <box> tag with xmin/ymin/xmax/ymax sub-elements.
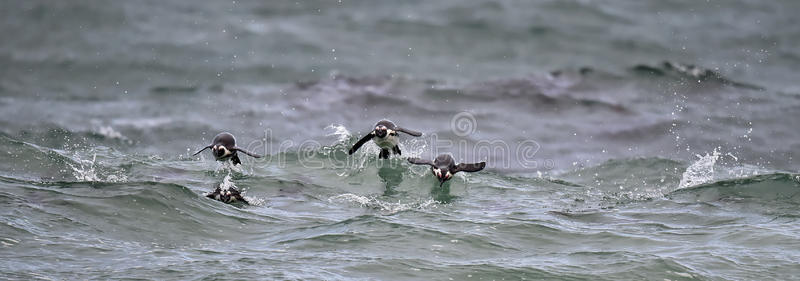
<box><xmin>373</xmin><ymin>134</ymin><xmax>399</xmax><ymax>149</ymax></box>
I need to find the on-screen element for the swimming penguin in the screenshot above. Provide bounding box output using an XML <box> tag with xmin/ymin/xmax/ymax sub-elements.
<box><xmin>193</xmin><ymin>132</ymin><xmax>262</xmax><ymax>165</ymax></box>
<box><xmin>205</xmin><ymin>185</ymin><xmax>246</xmax><ymax>204</ymax></box>
<box><xmin>348</xmin><ymin>120</ymin><xmax>422</xmax><ymax>159</ymax></box>
<box><xmin>408</xmin><ymin>154</ymin><xmax>486</xmax><ymax>186</ymax></box>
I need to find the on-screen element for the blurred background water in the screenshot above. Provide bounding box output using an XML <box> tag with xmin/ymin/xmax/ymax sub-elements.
<box><xmin>1</xmin><ymin>1</ymin><xmax>799</xmax><ymax>280</ymax></box>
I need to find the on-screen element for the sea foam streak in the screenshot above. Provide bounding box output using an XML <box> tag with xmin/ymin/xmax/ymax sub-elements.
<box><xmin>328</xmin><ymin>193</ymin><xmax>437</xmax><ymax>214</ymax></box>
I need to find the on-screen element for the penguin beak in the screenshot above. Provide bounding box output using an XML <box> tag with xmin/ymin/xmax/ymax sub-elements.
<box><xmin>213</xmin><ymin>145</ymin><xmax>229</xmax><ymax>158</ymax></box>
<box><xmin>436</xmin><ymin>170</ymin><xmax>452</xmax><ymax>187</ymax></box>
<box><xmin>375</xmin><ymin>126</ymin><xmax>388</xmax><ymax>138</ymax></box>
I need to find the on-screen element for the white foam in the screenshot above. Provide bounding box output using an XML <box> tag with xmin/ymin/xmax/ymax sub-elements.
<box><xmin>110</xmin><ymin>117</ymin><xmax>172</xmax><ymax>129</ymax></box>
<box><xmin>328</xmin><ymin>193</ymin><xmax>437</xmax><ymax>214</ymax></box>
<box><xmin>243</xmin><ymin>196</ymin><xmax>265</xmax><ymax>206</ymax></box>
<box><xmin>96</xmin><ymin>126</ymin><xmax>125</xmax><ymax>140</ymax></box>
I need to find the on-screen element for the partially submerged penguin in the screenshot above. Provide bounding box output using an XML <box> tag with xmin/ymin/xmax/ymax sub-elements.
<box><xmin>408</xmin><ymin>154</ymin><xmax>486</xmax><ymax>186</ymax></box>
<box><xmin>348</xmin><ymin>120</ymin><xmax>422</xmax><ymax>159</ymax></box>
<box><xmin>205</xmin><ymin>185</ymin><xmax>246</xmax><ymax>204</ymax></box>
<box><xmin>193</xmin><ymin>132</ymin><xmax>262</xmax><ymax>165</ymax></box>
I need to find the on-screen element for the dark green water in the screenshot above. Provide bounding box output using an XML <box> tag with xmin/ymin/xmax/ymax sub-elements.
<box><xmin>1</xmin><ymin>1</ymin><xmax>799</xmax><ymax>280</ymax></box>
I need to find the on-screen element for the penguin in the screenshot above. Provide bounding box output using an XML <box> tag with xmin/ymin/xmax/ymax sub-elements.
<box><xmin>408</xmin><ymin>154</ymin><xmax>486</xmax><ymax>186</ymax></box>
<box><xmin>205</xmin><ymin>185</ymin><xmax>247</xmax><ymax>204</ymax></box>
<box><xmin>193</xmin><ymin>132</ymin><xmax>262</xmax><ymax>165</ymax></box>
<box><xmin>348</xmin><ymin>120</ymin><xmax>422</xmax><ymax>159</ymax></box>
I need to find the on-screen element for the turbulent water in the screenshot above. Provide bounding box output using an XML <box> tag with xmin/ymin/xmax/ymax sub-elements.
<box><xmin>2</xmin><ymin>1</ymin><xmax>800</xmax><ymax>280</ymax></box>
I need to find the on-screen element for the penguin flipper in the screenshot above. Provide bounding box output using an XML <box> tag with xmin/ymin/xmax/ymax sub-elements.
<box><xmin>233</xmin><ymin>147</ymin><xmax>262</xmax><ymax>158</ymax></box>
<box><xmin>231</xmin><ymin>154</ymin><xmax>242</xmax><ymax>165</ymax></box>
<box><xmin>206</xmin><ymin>187</ymin><xmax>221</xmax><ymax>199</ymax></box>
<box><xmin>396</xmin><ymin>127</ymin><xmax>422</xmax><ymax>137</ymax></box>
<box><xmin>228</xmin><ymin>188</ymin><xmax>247</xmax><ymax>204</ymax></box>
<box><xmin>193</xmin><ymin>145</ymin><xmax>213</xmax><ymax>156</ymax></box>
<box><xmin>456</xmin><ymin>162</ymin><xmax>486</xmax><ymax>173</ymax></box>
<box><xmin>392</xmin><ymin>145</ymin><xmax>401</xmax><ymax>155</ymax></box>
<box><xmin>232</xmin><ymin>194</ymin><xmax>248</xmax><ymax>204</ymax></box>
<box><xmin>407</xmin><ymin>157</ymin><xmax>433</xmax><ymax>166</ymax></box>
<box><xmin>348</xmin><ymin>132</ymin><xmax>375</xmax><ymax>155</ymax></box>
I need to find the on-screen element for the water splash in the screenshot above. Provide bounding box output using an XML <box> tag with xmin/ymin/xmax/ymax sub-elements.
<box><xmin>214</xmin><ymin>160</ymin><xmax>243</xmax><ymax>174</ymax></box>
<box><xmin>68</xmin><ymin>153</ymin><xmax>100</xmax><ymax>182</ymax></box>
<box><xmin>67</xmin><ymin>153</ymin><xmax>128</xmax><ymax>183</ymax></box>
<box><xmin>325</xmin><ymin>124</ymin><xmax>351</xmax><ymax>144</ymax></box>
<box><xmin>205</xmin><ymin>172</ymin><xmax>263</xmax><ymax>205</ymax></box>
<box><xmin>328</xmin><ymin>193</ymin><xmax>437</xmax><ymax>214</ymax></box>
<box><xmin>218</xmin><ymin>173</ymin><xmax>237</xmax><ymax>191</ymax></box>
<box><xmin>678</xmin><ymin>149</ymin><xmax>720</xmax><ymax>189</ymax></box>
<box><xmin>401</xmin><ymin>136</ymin><xmax>427</xmax><ymax>160</ymax></box>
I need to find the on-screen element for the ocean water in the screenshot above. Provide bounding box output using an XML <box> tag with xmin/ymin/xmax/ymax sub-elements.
<box><xmin>1</xmin><ymin>1</ymin><xmax>800</xmax><ymax>280</ymax></box>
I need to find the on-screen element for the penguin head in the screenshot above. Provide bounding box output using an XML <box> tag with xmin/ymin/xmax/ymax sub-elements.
<box><xmin>222</xmin><ymin>189</ymin><xmax>241</xmax><ymax>203</ymax></box>
<box><xmin>212</xmin><ymin>144</ymin><xmax>232</xmax><ymax>159</ymax></box>
<box><xmin>374</xmin><ymin>125</ymin><xmax>388</xmax><ymax>138</ymax></box>
<box><xmin>432</xmin><ymin>167</ymin><xmax>453</xmax><ymax>187</ymax></box>
<box><xmin>221</xmin><ymin>189</ymin><xmax>235</xmax><ymax>202</ymax></box>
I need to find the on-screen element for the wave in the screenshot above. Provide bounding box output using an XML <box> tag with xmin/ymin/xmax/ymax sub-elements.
<box><xmin>289</xmin><ymin>73</ymin><xmax>633</xmax><ymax>115</ymax></box>
<box><xmin>4</xmin><ymin>125</ymin><xmax>797</xmax><ymax>215</ymax></box>
<box><xmin>559</xmin><ymin>157</ymin><xmax>686</xmax><ymax>193</ymax></box>
<box><xmin>631</xmin><ymin>61</ymin><xmax>763</xmax><ymax>90</ymax></box>
<box><xmin>328</xmin><ymin>193</ymin><xmax>438</xmax><ymax>215</ymax></box>
<box><xmin>0</xmin><ymin>132</ymin><xmax>134</xmax><ymax>183</ymax></box>
<box><xmin>466</xmin><ymin>74</ymin><xmax>631</xmax><ymax>113</ymax></box>
<box><xmin>0</xmin><ymin>133</ymin><xmax>82</xmax><ymax>181</ymax></box>
<box><xmin>0</xmin><ymin>175</ymin><xmax>279</xmax><ymax>242</ymax></box>
<box><xmin>554</xmin><ymin>156</ymin><xmax>800</xmax><ymax>208</ymax></box>
<box><xmin>0</xmin><ymin>175</ymin><xmax>194</xmax><ymax>199</ymax></box>
<box><xmin>280</xmin><ymin>61</ymin><xmax>769</xmax><ymax>128</ymax></box>
<box><xmin>669</xmin><ymin>172</ymin><xmax>800</xmax><ymax>204</ymax></box>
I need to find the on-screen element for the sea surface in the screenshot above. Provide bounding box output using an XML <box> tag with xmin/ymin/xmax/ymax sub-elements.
<box><xmin>1</xmin><ymin>1</ymin><xmax>799</xmax><ymax>280</ymax></box>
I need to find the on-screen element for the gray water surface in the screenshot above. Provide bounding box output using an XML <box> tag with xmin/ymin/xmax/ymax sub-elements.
<box><xmin>1</xmin><ymin>1</ymin><xmax>799</xmax><ymax>280</ymax></box>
